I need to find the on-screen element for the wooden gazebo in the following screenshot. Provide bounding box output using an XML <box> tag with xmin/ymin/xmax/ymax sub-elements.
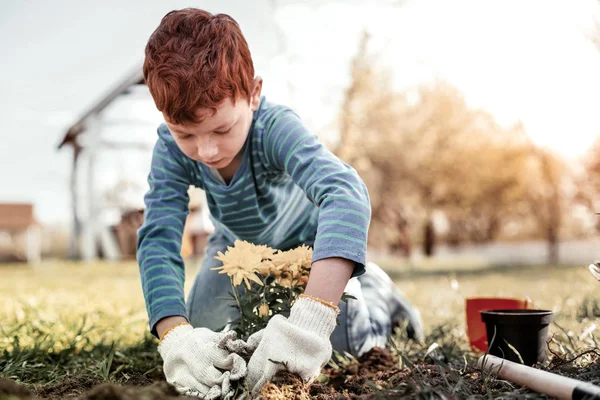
<box><xmin>57</xmin><ymin>67</ymin><xmax>209</xmax><ymax>262</ymax></box>
<box><xmin>57</xmin><ymin>67</ymin><xmax>152</xmax><ymax>262</ymax></box>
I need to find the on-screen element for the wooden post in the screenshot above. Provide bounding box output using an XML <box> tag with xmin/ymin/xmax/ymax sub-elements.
<box><xmin>25</xmin><ymin>225</ymin><xmax>41</xmax><ymax>264</ymax></box>
<box><xmin>81</xmin><ymin>114</ymin><xmax>121</xmax><ymax>263</ymax></box>
<box><xmin>68</xmin><ymin>145</ymin><xmax>82</xmax><ymax>260</ymax></box>
<box><xmin>82</xmin><ymin>114</ymin><xmax>99</xmax><ymax>262</ymax></box>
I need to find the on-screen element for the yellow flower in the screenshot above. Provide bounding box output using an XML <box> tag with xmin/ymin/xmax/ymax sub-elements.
<box><xmin>233</xmin><ymin>240</ymin><xmax>275</xmax><ymax>260</ymax></box>
<box><xmin>258</xmin><ymin>303</ymin><xmax>270</xmax><ymax>317</ymax></box>
<box><xmin>256</xmin><ymin>260</ymin><xmax>274</xmax><ymax>276</ymax></box>
<box><xmin>298</xmin><ymin>274</ymin><xmax>309</xmax><ymax>286</ymax></box>
<box><xmin>211</xmin><ymin>241</ymin><xmax>264</xmax><ymax>289</ymax></box>
<box><xmin>221</xmin><ymin>240</ymin><xmax>276</xmax><ymax>277</ymax></box>
<box><xmin>276</xmin><ymin>270</ymin><xmax>293</xmax><ymax>288</ymax></box>
<box><xmin>293</xmin><ymin>245</ymin><xmax>313</xmax><ymax>269</ymax></box>
<box><xmin>271</xmin><ymin>245</ymin><xmax>313</xmax><ymax>280</ymax></box>
<box><xmin>254</xmin><ymin>244</ymin><xmax>276</xmax><ymax>260</ymax></box>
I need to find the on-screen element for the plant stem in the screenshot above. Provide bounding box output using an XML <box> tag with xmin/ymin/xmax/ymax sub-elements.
<box><xmin>231</xmin><ymin>278</ymin><xmax>244</xmax><ymax>333</ymax></box>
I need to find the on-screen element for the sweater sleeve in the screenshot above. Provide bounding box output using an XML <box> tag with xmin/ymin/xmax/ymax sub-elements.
<box><xmin>137</xmin><ymin>131</ymin><xmax>193</xmax><ymax>337</ymax></box>
<box><xmin>262</xmin><ymin>109</ymin><xmax>371</xmax><ymax>275</ymax></box>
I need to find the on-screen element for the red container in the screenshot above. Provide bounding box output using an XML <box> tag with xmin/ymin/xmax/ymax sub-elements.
<box><xmin>466</xmin><ymin>297</ymin><xmax>533</xmax><ymax>352</ymax></box>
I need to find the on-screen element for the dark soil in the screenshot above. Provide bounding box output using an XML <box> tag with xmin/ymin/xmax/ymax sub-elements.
<box><xmin>1</xmin><ymin>374</ymin><xmax>196</xmax><ymax>400</ymax></box>
<box><xmin>1</xmin><ymin>377</ymin><xmax>34</xmax><ymax>399</ymax></box>
<box><xmin>3</xmin><ymin>349</ymin><xmax>401</xmax><ymax>399</ymax></box>
<box><xmin>257</xmin><ymin>347</ymin><xmax>468</xmax><ymax>400</ymax></box>
<box><xmin>0</xmin><ymin>346</ymin><xmax>582</xmax><ymax>400</ymax></box>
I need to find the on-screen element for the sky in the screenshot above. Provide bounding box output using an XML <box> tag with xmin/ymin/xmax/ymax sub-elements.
<box><xmin>1</xmin><ymin>0</ymin><xmax>600</xmax><ymax>225</ymax></box>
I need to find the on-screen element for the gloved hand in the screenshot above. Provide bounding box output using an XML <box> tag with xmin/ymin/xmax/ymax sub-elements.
<box><xmin>158</xmin><ymin>324</ymin><xmax>247</xmax><ymax>399</ymax></box>
<box><xmin>245</xmin><ymin>295</ymin><xmax>338</xmax><ymax>393</ymax></box>
<box><xmin>220</xmin><ymin>329</ymin><xmax>264</xmax><ymax>359</ymax></box>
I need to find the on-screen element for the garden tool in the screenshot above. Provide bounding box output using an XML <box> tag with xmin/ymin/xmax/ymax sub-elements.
<box><xmin>589</xmin><ymin>262</ymin><xmax>600</xmax><ymax>281</ymax></box>
<box><xmin>478</xmin><ymin>354</ymin><xmax>600</xmax><ymax>400</ymax></box>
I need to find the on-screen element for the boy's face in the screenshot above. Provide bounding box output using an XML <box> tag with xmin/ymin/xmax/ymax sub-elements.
<box><xmin>164</xmin><ymin>78</ymin><xmax>263</xmax><ymax>169</ymax></box>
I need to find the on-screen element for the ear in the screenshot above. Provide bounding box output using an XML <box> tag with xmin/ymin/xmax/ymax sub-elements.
<box><xmin>250</xmin><ymin>77</ymin><xmax>263</xmax><ymax>111</ymax></box>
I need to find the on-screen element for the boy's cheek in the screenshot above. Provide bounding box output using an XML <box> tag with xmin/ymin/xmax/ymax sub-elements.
<box><xmin>176</xmin><ymin>143</ymin><xmax>199</xmax><ymax>161</ymax></box>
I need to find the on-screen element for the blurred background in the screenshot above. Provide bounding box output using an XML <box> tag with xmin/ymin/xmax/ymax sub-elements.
<box><xmin>2</xmin><ymin>0</ymin><xmax>600</xmax><ymax>268</ymax></box>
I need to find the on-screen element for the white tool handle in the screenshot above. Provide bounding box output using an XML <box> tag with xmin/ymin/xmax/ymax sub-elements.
<box><xmin>478</xmin><ymin>355</ymin><xmax>600</xmax><ymax>400</ymax></box>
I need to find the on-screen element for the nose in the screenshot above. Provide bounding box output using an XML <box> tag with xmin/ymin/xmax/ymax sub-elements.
<box><xmin>197</xmin><ymin>137</ymin><xmax>218</xmax><ymax>161</ymax></box>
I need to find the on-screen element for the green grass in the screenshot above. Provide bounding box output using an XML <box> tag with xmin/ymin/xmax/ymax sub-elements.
<box><xmin>1</xmin><ymin>259</ymin><xmax>599</xmax><ymax>399</ymax></box>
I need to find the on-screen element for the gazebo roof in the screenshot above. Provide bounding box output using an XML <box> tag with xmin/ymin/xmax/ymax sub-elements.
<box><xmin>57</xmin><ymin>68</ymin><xmax>145</xmax><ymax>150</ymax></box>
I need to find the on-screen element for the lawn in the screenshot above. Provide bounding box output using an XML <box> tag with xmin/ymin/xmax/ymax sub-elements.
<box><xmin>1</xmin><ymin>258</ymin><xmax>599</xmax><ymax>399</ymax></box>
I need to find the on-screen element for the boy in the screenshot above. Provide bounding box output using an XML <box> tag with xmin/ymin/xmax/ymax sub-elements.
<box><xmin>138</xmin><ymin>8</ymin><xmax>423</xmax><ymax>397</ymax></box>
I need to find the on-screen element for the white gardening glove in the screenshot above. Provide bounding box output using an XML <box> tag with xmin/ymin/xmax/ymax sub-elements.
<box><xmin>220</xmin><ymin>329</ymin><xmax>264</xmax><ymax>359</ymax></box>
<box><xmin>245</xmin><ymin>296</ymin><xmax>338</xmax><ymax>393</ymax></box>
<box><xmin>158</xmin><ymin>324</ymin><xmax>247</xmax><ymax>399</ymax></box>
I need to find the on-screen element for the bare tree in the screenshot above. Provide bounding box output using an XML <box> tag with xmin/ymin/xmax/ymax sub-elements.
<box><xmin>522</xmin><ymin>149</ymin><xmax>567</xmax><ymax>264</ymax></box>
<box><xmin>336</xmin><ymin>36</ymin><xmax>546</xmax><ymax>256</ymax></box>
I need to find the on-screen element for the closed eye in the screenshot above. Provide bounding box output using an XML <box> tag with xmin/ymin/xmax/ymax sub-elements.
<box><xmin>214</xmin><ymin>120</ymin><xmax>236</xmax><ymax>135</ymax></box>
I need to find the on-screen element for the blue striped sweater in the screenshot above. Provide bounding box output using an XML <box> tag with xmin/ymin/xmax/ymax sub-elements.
<box><xmin>137</xmin><ymin>97</ymin><xmax>371</xmax><ymax>335</ymax></box>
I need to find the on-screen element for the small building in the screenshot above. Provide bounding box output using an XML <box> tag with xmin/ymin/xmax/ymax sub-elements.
<box><xmin>0</xmin><ymin>203</ymin><xmax>41</xmax><ymax>263</ymax></box>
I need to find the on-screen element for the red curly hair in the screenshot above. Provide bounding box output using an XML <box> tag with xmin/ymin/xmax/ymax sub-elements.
<box><xmin>143</xmin><ymin>8</ymin><xmax>255</xmax><ymax>124</ymax></box>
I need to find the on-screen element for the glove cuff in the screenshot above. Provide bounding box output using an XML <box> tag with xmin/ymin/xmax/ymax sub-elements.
<box><xmin>157</xmin><ymin>324</ymin><xmax>193</xmax><ymax>355</ymax></box>
<box><xmin>288</xmin><ymin>297</ymin><xmax>338</xmax><ymax>339</ymax></box>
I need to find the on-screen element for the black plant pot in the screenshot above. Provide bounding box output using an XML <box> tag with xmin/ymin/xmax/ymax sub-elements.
<box><xmin>481</xmin><ymin>309</ymin><xmax>553</xmax><ymax>366</ymax></box>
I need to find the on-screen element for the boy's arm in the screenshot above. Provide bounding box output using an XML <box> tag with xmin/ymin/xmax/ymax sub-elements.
<box><xmin>304</xmin><ymin>257</ymin><xmax>354</xmax><ymax>305</ymax></box>
<box><xmin>138</xmin><ymin>133</ymin><xmax>193</xmax><ymax>338</ymax></box>
<box><xmin>263</xmin><ymin>110</ymin><xmax>371</xmax><ymax>304</ymax></box>
<box><xmin>247</xmin><ymin>110</ymin><xmax>371</xmax><ymax>391</ymax></box>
